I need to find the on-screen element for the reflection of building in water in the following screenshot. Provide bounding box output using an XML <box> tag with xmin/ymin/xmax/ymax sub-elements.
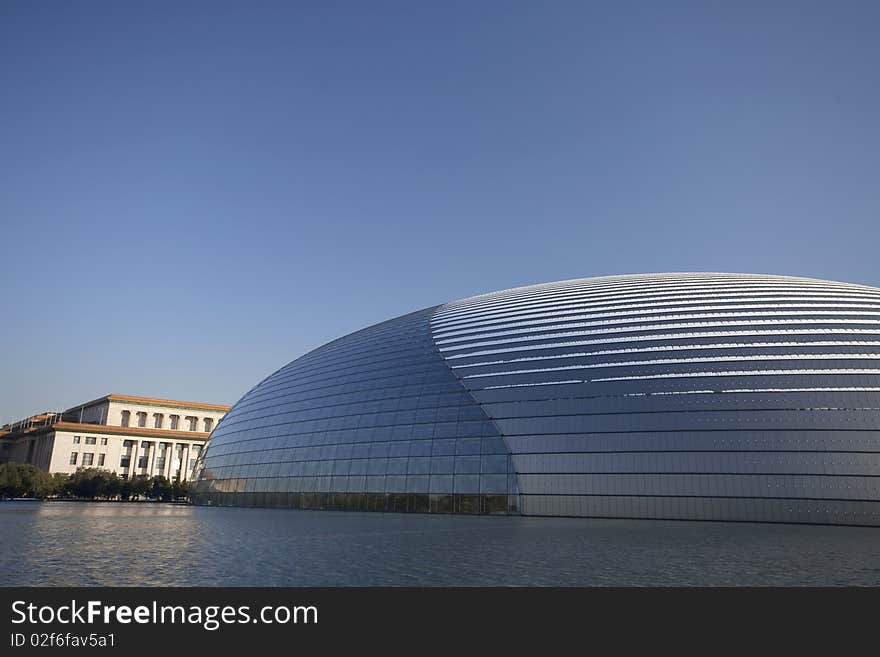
<box><xmin>1</xmin><ymin>394</ymin><xmax>230</xmax><ymax>481</ymax></box>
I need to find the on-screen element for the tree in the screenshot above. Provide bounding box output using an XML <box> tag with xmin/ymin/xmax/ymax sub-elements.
<box><xmin>119</xmin><ymin>477</ymin><xmax>133</xmax><ymax>501</ymax></box>
<box><xmin>67</xmin><ymin>468</ymin><xmax>99</xmax><ymax>498</ymax></box>
<box><xmin>0</xmin><ymin>464</ymin><xmax>184</xmax><ymax>502</ymax></box>
<box><xmin>57</xmin><ymin>468</ymin><xmax>125</xmax><ymax>499</ymax></box>
<box><xmin>0</xmin><ymin>462</ymin><xmax>24</xmax><ymax>497</ymax></box>
<box><xmin>104</xmin><ymin>473</ymin><xmax>122</xmax><ymax>499</ymax></box>
<box><xmin>50</xmin><ymin>473</ymin><xmax>70</xmax><ymax>498</ymax></box>
<box><xmin>149</xmin><ymin>476</ymin><xmax>173</xmax><ymax>501</ymax></box>
<box><xmin>172</xmin><ymin>479</ymin><xmax>189</xmax><ymax>501</ymax></box>
<box><xmin>0</xmin><ymin>462</ymin><xmax>54</xmax><ymax>498</ymax></box>
<box><xmin>127</xmin><ymin>475</ymin><xmax>149</xmax><ymax>500</ymax></box>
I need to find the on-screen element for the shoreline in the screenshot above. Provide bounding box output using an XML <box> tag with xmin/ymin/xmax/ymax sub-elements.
<box><xmin>2</xmin><ymin>498</ymin><xmax>190</xmax><ymax>505</ymax></box>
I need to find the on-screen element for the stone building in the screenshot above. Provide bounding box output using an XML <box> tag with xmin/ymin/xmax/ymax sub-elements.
<box><xmin>1</xmin><ymin>394</ymin><xmax>230</xmax><ymax>481</ymax></box>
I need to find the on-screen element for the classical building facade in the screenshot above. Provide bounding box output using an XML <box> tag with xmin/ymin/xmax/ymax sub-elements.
<box><xmin>1</xmin><ymin>394</ymin><xmax>230</xmax><ymax>481</ymax></box>
<box><xmin>191</xmin><ymin>273</ymin><xmax>880</xmax><ymax>526</ymax></box>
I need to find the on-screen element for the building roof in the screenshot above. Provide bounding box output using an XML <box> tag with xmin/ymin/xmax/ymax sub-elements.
<box><xmin>69</xmin><ymin>394</ymin><xmax>232</xmax><ymax>413</ymax></box>
<box><xmin>2</xmin><ymin>421</ymin><xmax>212</xmax><ymax>442</ymax></box>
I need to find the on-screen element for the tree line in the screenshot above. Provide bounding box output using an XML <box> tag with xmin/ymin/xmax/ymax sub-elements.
<box><xmin>0</xmin><ymin>462</ymin><xmax>190</xmax><ymax>501</ymax></box>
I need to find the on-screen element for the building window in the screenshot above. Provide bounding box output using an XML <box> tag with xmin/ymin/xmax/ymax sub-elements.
<box><xmin>136</xmin><ymin>412</ymin><xmax>147</xmax><ymax>428</ymax></box>
<box><xmin>121</xmin><ymin>411</ymin><xmax>130</xmax><ymax>427</ymax></box>
<box><xmin>153</xmin><ymin>413</ymin><xmax>164</xmax><ymax>428</ymax></box>
<box><xmin>170</xmin><ymin>415</ymin><xmax>179</xmax><ymax>430</ymax></box>
<box><xmin>85</xmin><ymin>436</ymin><xmax>96</xmax><ymax>445</ymax></box>
<box><xmin>186</xmin><ymin>416</ymin><xmax>198</xmax><ymax>431</ymax></box>
<box><xmin>69</xmin><ymin>453</ymin><xmax>78</xmax><ymax>465</ymax></box>
<box><xmin>82</xmin><ymin>453</ymin><xmax>94</xmax><ymax>466</ymax></box>
<box><xmin>138</xmin><ymin>455</ymin><xmax>148</xmax><ymax>469</ymax></box>
<box><xmin>73</xmin><ymin>436</ymin><xmax>81</xmax><ymax>444</ymax></box>
<box><xmin>98</xmin><ymin>453</ymin><xmax>105</xmax><ymax>467</ymax></box>
<box><xmin>156</xmin><ymin>457</ymin><xmax>166</xmax><ymax>470</ymax></box>
<box><xmin>120</xmin><ymin>456</ymin><xmax>130</xmax><ymax>468</ymax></box>
<box><xmin>100</xmin><ymin>437</ymin><xmax>108</xmax><ymax>446</ymax></box>
<box><xmin>203</xmin><ymin>418</ymin><xmax>213</xmax><ymax>432</ymax></box>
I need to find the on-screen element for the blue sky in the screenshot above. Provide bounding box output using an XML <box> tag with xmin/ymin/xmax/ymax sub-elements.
<box><xmin>2</xmin><ymin>1</ymin><xmax>878</xmax><ymax>422</ymax></box>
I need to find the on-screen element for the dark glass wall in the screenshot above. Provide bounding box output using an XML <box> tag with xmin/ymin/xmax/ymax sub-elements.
<box><xmin>190</xmin><ymin>307</ymin><xmax>518</xmax><ymax>514</ymax></box>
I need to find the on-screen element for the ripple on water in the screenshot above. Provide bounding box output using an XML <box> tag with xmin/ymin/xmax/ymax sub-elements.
<box><xmin>1</xmin><ymin>502</ymin><xmax>879</xmax><ymax>586</ymax></box>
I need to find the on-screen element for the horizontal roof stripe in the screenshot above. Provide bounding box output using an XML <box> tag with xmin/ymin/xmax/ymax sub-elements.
<box><xmin>433</xmin><ymin>295</ymin><xmax>880</xmax><ymax>334</ymax></box>
<box><xmin>435</xmin><ymin>276</ymin><xmax>880</xmax><ymax>323</ymax></box>
<box><xmin>461</xmin><ymin>353</ymin><xmax>880</xmax><ymax>379</ymax></box>
<box><xmin>449</xmin><ymin>341</ymin><xmax>880</xmax><ymax>369</ymax></box>
<box><xmin>434</xmin><ymin>303</ymin><xmax>880</xmax><ymax>340</ymax></box>
<box><xmin>438</xmin><ymin>321</ymin><xmax>880</xmax><ymax>353</ymax></box>
<box><xmin>436</xmin><ymin>311</ymin><xmax>880</xmax><ymax>346</ymax></box>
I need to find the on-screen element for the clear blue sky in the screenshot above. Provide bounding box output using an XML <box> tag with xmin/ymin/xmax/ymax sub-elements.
<box><xmin>2</xmin><ymin>1</ymin><xmax>878</xmax><ymax>422</ymax></box>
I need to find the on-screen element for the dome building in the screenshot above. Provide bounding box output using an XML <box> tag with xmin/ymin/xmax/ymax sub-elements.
<box><xmin>191</xmin><ymin>273</ymin><xmax>880</xmax><ymax>525</ymax></box>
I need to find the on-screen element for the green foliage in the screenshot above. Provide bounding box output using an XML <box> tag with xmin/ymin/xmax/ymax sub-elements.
<box><xmin>0</xmin><ymin>463</ymin><xmax>189</xmax><ymax>502</ymax></box>
<box><xmin>125</xmin><ymin>475</ymin><xmax>150</xmax><ymax>500</ymax></box>
<box><xmin>172</xmin><ymin>478</ymin><xmax>190</xmax><ymax>500</ymax></box>
<box><xmin>104</xmin><ymin>473</ymin><xmax>122</xmax><ymax>499</ymax></box>
<box><xmin>149</xmin><ymin>475</ymin><xmax>173</xmax><ymax>502</ymax></box>
<box><xmin>0</xmin><ymin>462</ymin><xmax>55</xmax><ymax>498</ymax></box>
<box><xmin>65</xmin><ymin>468</ymin><xmax>122</xmax><ymax>499</ymax></box>
<box><xmin>119</xmin><ymin>477</ymin><xmax>133</xmax><ymax>500</ymax></box>
<box><xmin>50</xmin><ymin>473</ymin><xmax>70</xmax><ymax>497</ymax></box>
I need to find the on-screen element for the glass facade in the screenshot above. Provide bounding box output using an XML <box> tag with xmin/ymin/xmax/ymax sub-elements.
<box><xmin>193</xmin><ymin>273</ymin><xmax>880</xmax><ymax>525</ymax></box>
<box><xmin>190</xmin><ymin>307</ymin><xmax>519</xmax><ymax>514</ymax></box>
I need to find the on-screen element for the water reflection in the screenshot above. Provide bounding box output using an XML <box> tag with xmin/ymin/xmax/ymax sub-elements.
<box><xmin>2</xmin><ymin>502</ymin><xmax>878</xmax><ymax>586</ymax></box>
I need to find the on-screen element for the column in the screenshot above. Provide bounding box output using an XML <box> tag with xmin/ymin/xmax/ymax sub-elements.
<box><xmin>129</xmin><ymin>440</ymin><xmax>139</xmax><ymax>478</ymax></box>
<box><xmin>166</xmin><ymin>443</ymin><xmax>175</xmax><ymax>479</ymax></box>
<box><xmin>147</xmin><ymin>441</ymin><xmax>158</xmax><ymax>477</ymax></box>
<box><xmin>180</xmin><ymin>443</ymin><xmax>191</xmax><ymax>481</ymax></box>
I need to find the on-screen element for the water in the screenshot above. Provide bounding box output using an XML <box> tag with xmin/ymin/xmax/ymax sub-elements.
<box><xmin>1</xmin><ymin>501</ymin><xmax>878</xmax><ymax>586</ymax></box>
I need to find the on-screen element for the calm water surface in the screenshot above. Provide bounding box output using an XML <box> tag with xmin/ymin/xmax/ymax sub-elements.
<box><xmin>1</xmin><ymin>501</ymin><xmax>878</xmax><ymax>586</ymax></box>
